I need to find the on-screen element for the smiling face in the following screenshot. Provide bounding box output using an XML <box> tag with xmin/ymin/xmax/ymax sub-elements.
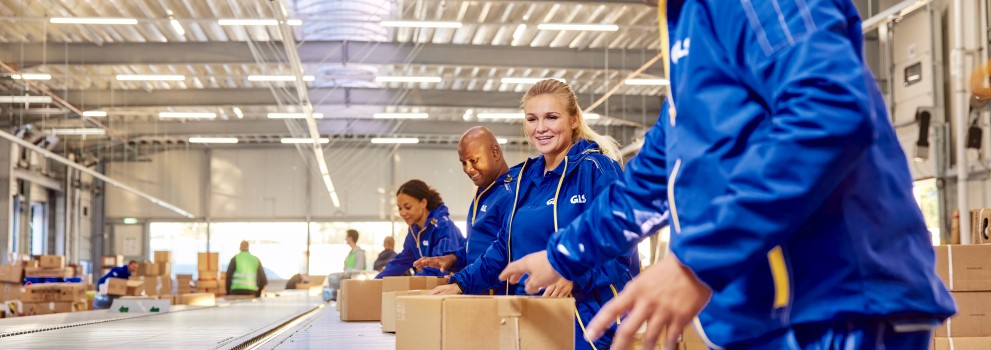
<box><xmin>459</xmin><ymin>138</ymin><xmax>501</xmax><ymax>187</ymax></box>
<box><xmin>524</xmin><ymin>94</ymin><xmax>577</xmax><ymax>158</ymax></box>
<box><xmin>396</xmin><ymin>193</ymin><xmax>428</xmax><ymax>226</ymax></box>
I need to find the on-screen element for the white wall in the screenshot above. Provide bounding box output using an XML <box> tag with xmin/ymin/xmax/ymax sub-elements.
<box><xmin>106</xmin><ymin>149</ymin><xmax>207</xmax><ymax>219</ymax></box>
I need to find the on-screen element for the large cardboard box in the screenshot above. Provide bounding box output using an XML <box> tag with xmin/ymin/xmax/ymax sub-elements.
<box><xmin>102</xmin><ymin>255</ymin><xmax>124</xmax><ymax>267</ymax></box>
<box><xmin>383</xmin><ymin>276</ymin><xmax>449</xmax><ymax>293</ymax></box>
<box><xmin>0</xmin><ymin>264</ymin><xmax>23</xmax><ymax>283</ymax></box>
<box><xmin>934</xmin><ymin>245</ymin><xmax>991</xmax><ymax>291</ymax></box>
<box><xmin>395</xmin><ymin>295</ymin><xmax>574</xmax><ymax>350</ymax></box>
<box><xmin>39</xmin><ymin>255</ymin><xmax>65</xmax><ymax>269</ymax></box>
<box><xmin>24</xmin><ymin>267</ymin><xmax>73</xmax><ymax>278</ymax></box>
<box><xmin>198</xmin><ymin>252</ymin><xmax>220</xmax><ymax>271</ymax></box>
<box><xmin>933</xmin><ymin>337</ymin><xmax>991</xmax><ymax>350</ymax></box>
<box><xmin>198</xmin><ymin>270</ymin><xmax>218</xmax><ymax>281</ymax></box>
<box><xmin>138</xmin><ymin>262</ymin><xmax>159</xmax><ymax>276</ymax></box>
<box><xmin>107</xmin><ymin>278</ymin><xmax>144</xmax><ymax>296</ymax></box>
<box><xmin>22</xmin><ymin>301</ymin><xmax>85</xmax><ymax>315</ymax></box>
<box><xmin>179</xmin><ymin>292</ymin><xmax>216</xmax><ymax>306</ymax></box>
<box><xmin>153</xmin><ymin>251</ymin><xmax>172</xmax><ymax>263</ymax></box>
<box><xmin>0</xmin><ymin>282</ymin><xmax>22</xmax><ymax>301</ymax></box>
<box><xmin>339</xmin><ymin>279</ymin><xmax>383</xmax><ymax>321</ymax></box>
<box><xmin>937</xmin><ymin>291</ymin><xmax>991</xmax><ymax>337</ymax></box>
<box><xmin>382</xmin><ymin>290</ymin><xmax>431</xmax><ymax>332</ymax></box>
<box><xmin>23</xmin><ymin>283</ymin><xmax>86</xmax><ymax>302</ymax></box>
<box><xmin>197</xmin><ymin>280</ymin><xmax>219</xmax><ymax>289</ymax></box>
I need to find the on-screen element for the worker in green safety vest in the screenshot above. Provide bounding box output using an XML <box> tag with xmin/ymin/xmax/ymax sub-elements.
<box><xmin>225</xmin><ymin>240</ymin><xmax>268</xmax><ymax>297</ymax></box>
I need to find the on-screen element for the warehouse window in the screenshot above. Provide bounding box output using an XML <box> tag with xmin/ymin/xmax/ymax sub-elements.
<box><xmin>209</xmin><ymin>222</ymin><xmax>308</xmax><ymax>281</ymax></box>
<box><xmin>912</xmin><ymin>179</ymin><xmax>940</xmax><ymax>245</ymax></box>
<box><xmin>308</xmin><ymin>222</ymin><xmax>406</xmax><ymax>277</ymax></box>
<box><xmin>149</xmin><ymin>222</ymin><xmax>208</xmax><ymax>276</ymax></box>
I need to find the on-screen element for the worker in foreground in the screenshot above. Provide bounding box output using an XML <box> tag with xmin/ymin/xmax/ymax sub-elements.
<box><xmin>376</xmin><ymin>179</ymin><xmax>466</xmax><ymax>278</ymax></box>
<box><xmin>412</xmin><ymin>126</ymin><xmax>518</xmax><ymax>295</ymax></box>
<box><xmin>500</xmin><ymin>1</ymin><xmax>955</xmax><ymax>349</ymax></box>
<box><xmin>226</xmin><ymin>240</ymin><xmax>267</xmax><ymax>297</ymax></box>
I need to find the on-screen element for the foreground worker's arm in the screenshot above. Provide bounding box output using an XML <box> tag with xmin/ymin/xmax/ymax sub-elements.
<box><xmin>375</xmin><ymin>234</ymin><xmax>418</xmax><ymax>278</ymax></box>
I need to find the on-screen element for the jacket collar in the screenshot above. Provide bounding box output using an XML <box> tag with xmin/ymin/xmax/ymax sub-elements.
<box><xmin>526</xmin><ymin>139</ymin><xmax>602</xmax><ymax>181</ymax></box>
<box><xmin>413</xmin><ymin>204</ymin><xmax>450</xmax><ymax>232</ymax></box>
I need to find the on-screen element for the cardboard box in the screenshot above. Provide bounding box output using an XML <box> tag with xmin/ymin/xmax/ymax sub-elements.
<box><xmin>934</xmin><ymin>245</ymin><xmax>991</xmax><ymax>291</ymax></box>
<box><xmin>22</xmin><ymin>301</ymin><xmax>85</xmax><ymax>315</ymax></box>
<box><xmin>198</xmin><ymin>270</ymin><xmax>218</xmax><ymax>281</ymax></box>
<box><xmin>0</xmin><ymin>282</ymin><xmax>22</xmax><ymax>301</ymax></box>
<box><xmin>23</xmin><ymin>283</ymin><xmax>86</xmax><ymax>302</ymax></box>
<box><xmin>383</xmin><ymin>276</ymin><xmax>449</xmax><ymax>294</ymax></box>
<box><xmin>382</xmin><ymin>290</ymin><xmax>431</xmax><ymax>332</ymax></box>
<box><xmin>179</xmin><ymin>292</ymin><xmax>216</xmax><ymax>306</ymax></box>
<box><xmin>0</xmin><ymin>264</ymin><xmax>23</xmax><ymax>283</ymax></box>
<box><xmin>39</xmin><ymin>255</ymin><xmax>65</xmax><ymax>269</ymax></box>
<box><xmin>937</xmin><ymin>292</ymin><xmax>991</xmax><ymax>337</ymax></box>
<box><xmin>24</xmin><ymin>267</ymin><xmax>73</xmax><ymax>278</ymax></box>
<box><xmin>197</xmin><ymin>252</ymin><xmax>219</xmax><ymax>271</ymax></box>
<box><xmin>395</xmin><ymin>295</ymin><xmax>574</xmax><ymax>350</ymax></box>
<box><xmin>159</xmin><ymin>263</ymin><xmax>172</xmax><ymax>277</ymax></box>
<box><xmin>102</xmin><ymin>255</ymin><xmax>124</xmax><ymax>267</ymax></box>
<box><xmin>153</xmin><ymin>251</ymin><xmax>172</xmax><ymax>263</ymax></box>
<box><xmin>138</xmin><ymin>262</ymin><xmax>159</xmax><ymax>276</ymax></box>
<box><xmin>933</xmin><ymin>337</ymin><xmax>991</xmax><ymax>350</ymax></box>
<box><xmin>107</xmin><ymin>278</ymin><xmax>144</xmax><ymax>296</ymax></box>
<box><xmin>197</xmin><ymin>280</ymin><xmax>219</xmax><ymax>289</ymax></box>
<box><xmin>339</xmin><ymin>279</ymin><xmax>383</xmax><ymax>321</ymax></box>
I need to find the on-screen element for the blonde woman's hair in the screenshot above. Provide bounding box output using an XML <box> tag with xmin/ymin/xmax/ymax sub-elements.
<box><xmin>520</xmin><ymin>79</ymin><xmax>624</xmax><ymax>167</ymax></box>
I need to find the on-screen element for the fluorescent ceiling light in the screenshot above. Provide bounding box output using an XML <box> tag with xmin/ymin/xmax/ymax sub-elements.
<box><xmin>12</xmin><ymin>73</ymin><xmax>52</xmax><ymax>80</ymax></box>
<box><xmin>159</xmin><ymin>112</ymin><xmax>217</xmax><ymax>119</ymax></box>
<box><xmin>0</xmin><ymin>96</ymin><xmax>53</xmax><ymax>103</ymax></box>
<box><xmin>536</xmin><ymin>23</ymin><xmax>619</xmax><ymax>31</ymax></box>
<box><xmin>82</xmin><ymin>111</ymin><xmax>108</xmax><ymax>117</ymax></box>
<box><xmin>116</xmin><ymin>74</ymin><xmax>185</xmax><ymax>81</ymax></box>
<box><xmin>375</xmin><ymin>76</ymin><xmax>442</xmax><ymax>83</ymax></box>
<box><xmin>371</xmin><ymin>137</ymin><xmax>420</xmax><ymax>144</ymax></box>
<box><xmin>169</xmin><ymin>19</ymin><xmax>185</xmax><ymax>35</ymax></box>
<box><xmin>189</xmin><ymin>137</ymin><xmax>238</xmax><ymax>144</ymax></box>
<box><xmin>287</xmin><ymin>19</ymin><xmax>303</xmax><ymax>26</ymax></box>
<box><xmin>477</xmin><ymin>113</ymin><xmax>524</xmax><ymax>119</ymax></box>
<box><xmin>267</xmin><ymin>113</ymin><xmax>325</xmax><ymax>119</ymax></box>
<box><xmin>512</xmin><ymin>24</ymin><xmax>527</xmax><ymax>41</ymax></box>
<box><xmin>232</xmin><ymin>107</ymin><xmax>244</xmax><ymax>119</ymax></box>
<box><xmin>122</xmin><ymin>218</ymin><xmax>139</xmax><ymax>224</ymax></box>
<box><xmin>380</xmin><ymin>20</ymin><xmax>462</xmax><ymax>29</ymax></box>
<box><xmin>247</xmin><ymin>75</ymin><xmax>315</xmax><ymax>82</ymax></box>
<box><xmin>501</xmin><ymin>77</ymin><xmax>566</xmax><ymax>84</ymax></box>
<box><xmin>373</xmin><ymin>113</ymin><xmax>429</xmax><ymax>119</ymax></box>
<box><xmin>47</xmin><ymin>128</ymin><xmax>106</xmax><ymax>136</ymax></box>
<box><xmin>624</xmin><ymin>78</ymin><xmax>670</xmax><ymax>86</ymax></box>
<box><xmin>281</xmin><ymin>137</ymin><xmax>330</xmax><ymax>144</ymax></box>
<box><xmin>497</xmin><ymin>138</ymin><xmax>508</xmax><ymax>145</ymax></box>
<box><xmin>219</xmin><ymin>19</ymin><xmax>278</xmax><ymax>26</ymax></box>
<box><xmin>50</xmin><ymin>17</ymin><xmax>138</xmax><ymax>25</ymax></box>
<box><xmin>585</xmin><ymin>113</ymin><xmax>601</xmax><ymax>120</ymax></box>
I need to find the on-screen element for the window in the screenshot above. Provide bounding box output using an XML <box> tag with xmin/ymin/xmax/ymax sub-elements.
<box><xmin>149</xmin><ymin>222</ymin><xmax>208</xmax><ymax>276</ymax></box>
<box><xmin>209</xmin><ymin>222</ymin><xmax>308</xmax><ymax>280</ymax></box>
<box><xmin>308</xmin><ymin>222</ymin><xmax>405</xmax><ymax>276</ymax></box>
<box><xmin>912</xmin><ymin>179</ymin><xmax>940</xmax><ymax>245</ymax></box>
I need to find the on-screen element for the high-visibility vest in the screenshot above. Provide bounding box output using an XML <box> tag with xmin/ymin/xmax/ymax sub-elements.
<box><xmin>231</xmin><ymin>252</ymin><xmax>260</xmax><ymax>291</ymax></box>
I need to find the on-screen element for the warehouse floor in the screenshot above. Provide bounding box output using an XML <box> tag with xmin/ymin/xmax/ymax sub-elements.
<box><xmin>0</xmin><ymin>291</ymin><xmax>390</xmax><ymax>349</ymax></box>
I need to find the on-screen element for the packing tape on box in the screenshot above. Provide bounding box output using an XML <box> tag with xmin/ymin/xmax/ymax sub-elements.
<box><xmin>948</xmin><ymin>245</ymin><xmax>954</xmax><ymax>290</ymax></box>
<box><xmin>498</xmin><ymin>298</ymin><xmax>523</xmax><ymax>350</ymax></box>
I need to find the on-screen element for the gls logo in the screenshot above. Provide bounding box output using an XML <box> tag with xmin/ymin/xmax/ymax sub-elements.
<box><xmin>671</xmin><ymin>38</ymin><xmax>690</xmax><ymax>64</ymax></box>
<box><xmin>570</xmin><ymin>195</ymin><xmax>586</xmax><ymax>204</ymax></box>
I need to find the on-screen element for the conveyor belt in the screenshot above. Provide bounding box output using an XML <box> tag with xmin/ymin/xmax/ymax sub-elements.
<box><xmin>250</xmin><ymin>302</ymin><xmax>395</xmax><ymax>350</ymax></box>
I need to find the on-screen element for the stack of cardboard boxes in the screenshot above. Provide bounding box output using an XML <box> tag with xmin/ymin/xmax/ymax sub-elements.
<box><xmin>129</xmin><ymin>251</ymin><xmax>173</xmax><ymax>297</ymax></box>
<box><xmin>196</xmin><ymin>252</ymin><xmax>222</xmax><ymax>294</ymax></box>
<box><xmin>21</xmin><ymin>283</ymin><xmax>87</xmax><ymax>315</ymax></box>
<box><xmin>100</xmin><ymin>255</ymin><xmax>123</xmax><ymax>277</ymax></box>
<box><xmin>25</xmin><ymin>255</ymin><xmax>72</xmax><ymax>280</ymax></box>
<box><xmin>106</xmin><ymin>278</ymin><xmax>144</xmax><ymax>297</ymax></box>
<box><xmin>933</xmin><ymin>244</ymin><xmax>991</xmax><ymax>349</ymax></box>
<box><xmin>0</xmin><ymin>259</ymin><xmax>26</xmax><ymax>309</ymax></box>
<box><xmin>176</xmin><ymin>274</ymin><xmax>194</xmax><ymax>294</ymax></box>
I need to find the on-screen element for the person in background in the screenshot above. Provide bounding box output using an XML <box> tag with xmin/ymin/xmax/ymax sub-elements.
<box><xmin>375</xmin><ymin>179</ymin><xmax>466</xmax><ymax>278</ymax></box>
<box><xmin>431</xmin><ymin>79</ymin><xmax>638</xmax><ymax>350</ymax></box>
<box><xmin>226</xmin><ymin>240</ymin><xmax>268</xmax><ymax>297</ymax></box>
<box><xmin>373</xmin><ymin>236</ymin><xmax>398</xmax><ymax>271</ymax></box>
<box><xmin>343</xmin><ymin>229</ymin><xmax>366</xmax><ymax>271</ymax></box>
<box><xmin>93</xmin><ymin>260</ymin><xmax>138</xmax><ymax>309</ymax></box>
<box><xmin>413</xmin><ymin>126</ymin><xmax>518</xmax><ymax>295</ymax></box>
<box><xmin>498</xmin><ymin>1</ymin><xmax>956</xmax><ymax>349</ymax></box>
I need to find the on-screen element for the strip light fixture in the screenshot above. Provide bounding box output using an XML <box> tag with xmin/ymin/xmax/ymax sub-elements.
<box><xmin>159</xmin><ymin>112</ymin><xmax>217</xmax><ymax>119</ymax></box>
<box><xmin>11</xmin><ymin>74</ymin><xmax>52</xmax><ymax>80</ymax></box>
<box><xmin>501</xmin><ymin>77</ymin><xmax>566</xmax><ymax>84</ymax></box>
<box><xmin>0</xmin><ymin>96</ymin><xmax>53</xmax><ymax>103</ymax></box>
<box><xmin>232</xmin><ymin>107</ymin><xmax>244</xmax><ymax>119</ymax></box>
<box><xmin>624</xmin><ymin>78</ymin><xmax>670</xmax><ymax>86</ymax></box>
<box><xmin>50</xmin><ymin>17</ymin><xmax>138</xmax><ymax>25</ymax></box>
<box><xmin>373</xmin><ymin>113</ymin><xmax>429</xmax><ymax>119</ymax></box>
<box><xmin>497</xmin><ymin>138</ymin><xmax>508</xmax><ymax>145</ymax></box>
<box><xmin>218</xmin><ymin>19</ymin><xmax>302</xmax><ymax>26</ymax></box>
<box><xmin>536</xmin><ymin>23</ymin><xmax>619</xmax><ymax>32</ymax></box>
<box><xmin>248</xmin><ymin>75</ymin><xmax>315</xmax><ymax>82</ymax></box>
<box><xmin>82</xmin><ymin>111</ymin><xmax>108</xmax><ymax>117</ymax></box>
<box><xmin>189</xmin><ymin>137</ymin><xmax>238</xmax><ymax>144</ymax></box>
<box><xmin>585</xmin><ymin>114</ymin><xmax>601</xmax><ymax>120</ymax></box>
<box><xmin>375</xmin><ymin>76</ymin><xmax>442</xmax><ymax>83</ymax></box>
<box><xmin>380</xmin><ymin>20</ymin><xmax>462</xmax><ymax>29</ymax></box>
<box><xmin>370</xmin><ymin>137</ymin><xmax>420</xmax><ymax>144</ymax></box>
<box><xmin>47</xmin><ymin>128</ymin><xmax>106</xmax><ymax>136</ymax></box>
<box><xmin>477</xmin><ymin>112</ymin><xmax>524</xmax><ymax>119</ymax></box>
<box><xmin>281</xmin><ymin>137</ymin><xmax>330</xmax><ymax>144</ymax></box>
<box><xmin>268</xmin><ymin>113</ymin><xmax>324</xmax><ymax>119</ymax></box>
<box><xmin>116</xmin><ymin>74</ymin><xmax>185</xmax><ymax>81</ymax></box>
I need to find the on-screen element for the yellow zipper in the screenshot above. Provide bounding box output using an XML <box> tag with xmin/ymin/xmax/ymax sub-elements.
<box><xmin>767</xmin><ymin>246</ymin><xmax>791</xmax><ymax>309</ymax></box>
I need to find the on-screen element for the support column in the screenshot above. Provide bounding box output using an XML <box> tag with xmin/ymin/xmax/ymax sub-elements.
<box><xmin>0</xmin><ymin>139</ymin><xmax>13</xmax><ymax>262</ymax></box>
<box><xmin>91</xmin><ymin>162</ymin><xmax>106</xmax><ymax>270</ymax></box>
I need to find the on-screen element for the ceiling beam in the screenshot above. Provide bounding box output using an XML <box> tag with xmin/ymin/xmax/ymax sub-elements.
<box><xmin>1</xmin><ymin>41</ymin><xmax>662</xmax><ymax>72</ymax></box>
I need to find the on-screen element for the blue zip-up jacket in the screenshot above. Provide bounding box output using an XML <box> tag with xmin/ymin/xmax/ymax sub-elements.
<box><xmin>376</xmin><ymin>204</ymin><xmax>466</xmax><ymax>278</ymax></box>
<box><xmin>444</xmin><ymin>166</ymin><xmax>522</xmax><ymax>294</ymax></box>
<box><xmin>97</xmin><ymin>265</ymin><xmax>130</xmax><ymax>286</ymax></box>
<box><xmin>545</xmin><ymin>1</ymin><xmax>955</xmax><ymax>348</ymax></box>
<box><xmin>452</xmin><ymin>139</ymin><xmax>638</xmax><ymax>350</ymax></box>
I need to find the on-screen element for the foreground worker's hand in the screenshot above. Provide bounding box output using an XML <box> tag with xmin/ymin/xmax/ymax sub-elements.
<box><xmin>430</xmin><ymin>283</ymin><xmax>462</xmax><ymax>295</ymax></box>
<box><xmin>541</xmin><ymin>277</ymin><xmax>573</xmax><ymax>298</ymax></box>
<box><xmin>587</xmin><ymin>254</ymin><xmax>711</xmax><ymax>350</ymax></box>
<box><xmin>498</xmin><ymin>251</ymin><xmax>561</xmax><ymax>294</ymax></box>
<box><xmin>413</xmin><ymin>254</ymin><xmax>458</xmax><ymax>272</ymax></box>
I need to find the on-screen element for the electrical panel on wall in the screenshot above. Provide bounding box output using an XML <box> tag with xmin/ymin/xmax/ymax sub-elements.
<box><xmin>890</xmin><ymin>8</ymin><xmax>938</xmax><ymax>180</ymax></box>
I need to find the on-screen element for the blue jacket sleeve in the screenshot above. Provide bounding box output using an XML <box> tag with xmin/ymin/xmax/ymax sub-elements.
<box><xmin>445</xmin><ymin>247</ymin><xmax>468</xmax><ymax>271</ymax></box>
<box><xmin>451</xmin><ymin>228</ymin><xmax>509</xmax><ymax>295</ymax></box>
<box><xmin>431</xmin><ymin>221</ymin><xmax>466</xmax><ymax>272</ymax></box>
<box><xmin>669</xmin><ymin>3</ymin><xmax>876</xmax><ymax>291</ymax></box>
<box><xmin>376</xmin><ymin>233</ymin><xmax>417</xmax><ymax>278</ymax></box>
<box><xmin>547</xmin><ymin>125</ymin><xmax>670</xmax><ymax>282</ymax></box>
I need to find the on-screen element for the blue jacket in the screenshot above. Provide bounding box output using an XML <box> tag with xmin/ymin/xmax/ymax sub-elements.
<box><xmin>376</xmin><ymin>204</ymin><xmax>466</xmax><ymax>278</ymax></box>
<box><xmin>97</xmin><ymin>265</ymin><xmax>130</xmax><ymax>286</ymax></box>
<box><xmin>446</xmin><ymin>167</ymin><xmax>521</xmax><ymax>294</ymax></box>
<box><xmin>546</xmin><ymin>1</ymin><xmax>956</xmax><ymax>348</ymax></box>
<box><xmin>452</xmin><ymin>139</ymin><xmax>637</xmax><ymax>350</ymax></box>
